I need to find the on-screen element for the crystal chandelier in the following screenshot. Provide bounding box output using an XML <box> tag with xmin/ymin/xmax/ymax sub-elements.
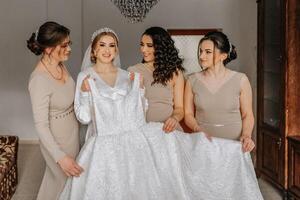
<box><xmin>111</xmin><ymin>0</ymin><xmax>160</xmax><ymax>23</ymax></box>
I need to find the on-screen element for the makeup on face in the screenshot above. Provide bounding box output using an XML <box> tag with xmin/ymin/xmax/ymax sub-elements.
<box><xmin>199</xmin><ymin>40</ymin><xmax>224</xmax><ymax>69</ymax></box>
<box><xmin>49</xmin><ymin>37</ymin><xmax>72</xmax><ymax>62</ymax></box>
<box><xmin>140</xmin><ymin>35</ymin><xmax>155</xmax><ymax>63</ymax></box>
<box><xmin>94</xmin><ymin>35</ymin><xmax>117</xmax><ymax>64</ymax></box>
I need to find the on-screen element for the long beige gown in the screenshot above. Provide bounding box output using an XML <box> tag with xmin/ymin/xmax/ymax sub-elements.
<box><xmin>187</xmin><ymin>71</ymin><xmax>246</xmax><ymax>140</ymax></box>
<box><xmin>28</xmin><ymin>70</ymin><xmax>79</xmax><ymax>200</ymax></box>
<box><xmin>128</xmin><ymin>63</ymin><xmax>182</xmax><ymax>130</ymax></box>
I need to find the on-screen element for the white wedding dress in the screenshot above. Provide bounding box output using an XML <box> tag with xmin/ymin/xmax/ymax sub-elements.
<box><xmin>59</xmin><ymin>67</ymin><xmax>263</xmax><ymax>200</ymax></box>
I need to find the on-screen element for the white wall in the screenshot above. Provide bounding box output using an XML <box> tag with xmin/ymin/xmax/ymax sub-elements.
<box><xmin>0</xmin><ymin>0</ymin><xmax>82</xmax><ymax>140</ymax></box>
<box><xmin>83</xmin><ymin>0</ymin><xmax>242</xmax><ymax>70</ymax></box>
<box><xmin>238</xmin><ymin>1</ymin><xmax>258</xmax><ymax>143</ymax></box>
<box><xmin>0</xmin><ymin>0</ymin><xmax>257</xmax><ymax>140</ymax></box>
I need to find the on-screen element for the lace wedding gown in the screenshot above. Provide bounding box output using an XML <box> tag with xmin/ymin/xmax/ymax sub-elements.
<box><xmin>59</xmin><ymin>68</ymin><xmax>263</xmax><ymax>200</ymax></box>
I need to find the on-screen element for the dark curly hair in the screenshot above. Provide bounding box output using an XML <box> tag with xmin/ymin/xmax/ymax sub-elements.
<box><xmin>142</xmin><ymin>27</ymin><xmax>184</xmax><ymax>86</ymax></box>
<box><xmin>27</xmin><ymin>21</ymin><xmax>70</xmax><ymax>56</ymax></box>
<box><xmin>198</xmin><ymin>31</ymin><xmax>237</xmax><ymax>66</ymax></box>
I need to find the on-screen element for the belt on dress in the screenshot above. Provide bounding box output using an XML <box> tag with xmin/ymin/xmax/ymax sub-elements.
<box><xmin>50</xmin><ymin>106</ymin><xmax>74</xmax><ymax>120</ymax></box>
<box><xmin>198</xmin><ymin>121</ymin><xmax>241</xmax><ymax>127</ymax></box>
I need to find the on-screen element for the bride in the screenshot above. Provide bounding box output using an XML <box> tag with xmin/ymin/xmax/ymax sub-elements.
<box><xmin>59</xmin><ymin>28</ymin><xmax>263</xmax><ymax>200</ymax></box>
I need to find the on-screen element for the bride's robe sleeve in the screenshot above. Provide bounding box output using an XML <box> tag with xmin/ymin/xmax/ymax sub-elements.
<box><xmin>74</xmin><ymin>71</ymin><xmax>92</xmax><ymax>124</ymax></box>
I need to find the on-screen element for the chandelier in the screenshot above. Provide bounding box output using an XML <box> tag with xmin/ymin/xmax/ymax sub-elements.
<box><xmin>111</xmin><ymin>0</ymin><xmax>160</xmax><ymax>23</ymax></box>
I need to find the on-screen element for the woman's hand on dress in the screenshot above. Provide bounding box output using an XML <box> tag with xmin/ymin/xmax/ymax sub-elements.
<box><xmin>193</xmin><ymin>125</ymin><xmax>212</xmax><ymax>141</ymax></box>
<box><xmin>240</xmin><ymin>135</ymin><xmax>255</xmax><ymax>152</ymax></box>
<box><xmin>163</xmin><ymin>117</ymin><xmax>178</xmax><ymax>133</ymax></box>
<box><xmin>202</xmin><ymin>132</ymin><xmax>212</xmax><ymax>141</ymax></box>
<box><xmin>81</xmin><ymin>75</ymin><xmax>91</xmax><ymax>92</ymax></box>
<box><xmin>58</xmin><ymin>155</ymin><xmax>84</xmax><ymax>177</ymax></box>
<box><xmin>193</xmin><ymin>124</ymin><xmax>202</xmax><ymax>132</ymax></box>
<box><xmin>129</xmin><ymin>72</ymin><xmax>134</xmax><ymax>81</ymax></box>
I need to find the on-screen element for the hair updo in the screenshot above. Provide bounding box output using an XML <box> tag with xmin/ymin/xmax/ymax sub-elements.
<box><xmin>27</xmin><ymin>21</ymin><xmax>70</xmax><ymax>56</ymax></box>
<box><xmin>198</xmin><ymin>31</ymin><xmax>237</xmax><ymax>65</ymax></box>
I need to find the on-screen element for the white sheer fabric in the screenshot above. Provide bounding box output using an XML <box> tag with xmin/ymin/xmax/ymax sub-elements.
<box><xmin>60</xmin><ymin>68</ymin><xmax>263</xmax><ymax>200</ymax></box>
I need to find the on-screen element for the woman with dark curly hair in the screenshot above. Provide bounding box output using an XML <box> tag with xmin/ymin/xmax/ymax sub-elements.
<box><xmin>128</xmin><ymin>27</ymin><xmax>185</xmax><ymax>133</ymax></box>
<box><xmin>27</xmin><ymin>21</ymin><xmax>82</xmax><ymax>200</ymax></box>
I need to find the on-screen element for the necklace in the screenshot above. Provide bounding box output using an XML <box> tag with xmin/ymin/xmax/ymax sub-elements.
<box><xmin>41</xmin><ymin>59</ymin><xmax>64</xmax><ymax>81</ymax></box>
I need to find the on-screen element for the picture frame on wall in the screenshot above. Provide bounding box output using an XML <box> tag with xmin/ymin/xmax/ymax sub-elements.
<box><xmin>167</xmin><ymin>29</ymin><xmax>221</xmax><ymax>76</ymax></box>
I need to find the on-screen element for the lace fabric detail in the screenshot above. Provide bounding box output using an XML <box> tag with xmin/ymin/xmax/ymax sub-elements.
<box><xmin>87</xmin><ymin>71</ymin><xmax>146</xmax><ymax>135</ymax></box>
<box><xmin>60</xmin><ymin>69</ymin><xmax>263</xmax><ymax>200</ymax></box>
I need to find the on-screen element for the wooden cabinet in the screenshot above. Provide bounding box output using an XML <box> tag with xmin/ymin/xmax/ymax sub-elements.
<box><xmin>288</xmin><ymin>136</ymin><xmax>300</xmax><ymax>199</ymax></box>
<box><xmin>256</xmin><ymin>0</ymin><xmax>300</xmax><ymax>196</ymax></box>
<box><xmin>257</xmin><ymin>0</ymin><xmax>285</xmax><ymax>189</ymax></box>
<box><xmin>259</xmin><ymin>130</ymin><xmax>283</xmax><ymax>182</ymax></box>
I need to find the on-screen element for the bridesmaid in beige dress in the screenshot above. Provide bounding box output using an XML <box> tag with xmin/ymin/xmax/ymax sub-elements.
<box><xmin>128</xmin><ymin>27</ymin><xmax>185</xmax><ymax>132</ymax></box>
<box><xmin>27</xmin><ymin>21</ymin><xmax>83</xmax><ymax>200</ymax></box>
<box><xmin>184</xmin><ymin>31</ymin><xmax>255</xmax><ymax>152</ymax></box>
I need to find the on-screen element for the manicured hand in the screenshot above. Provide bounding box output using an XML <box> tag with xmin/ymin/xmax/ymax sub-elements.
<box><xmin>203</xmin><ymin>132</ymin><xmax>212</xmax><ymax>141</ymax></box>
<box><xmin>58</xmin><ymin>155</ymin><xmax>84</xmax><ymax>177</ymax></box>
<box><xmin>193</xmin><ymin>124</ymin><xmax>202</xmax><ymax>132</ymax></box>
<box><xmin>163</xmin><ymin>117</ymin><xmax>178</xmax><ymax>133</ymax></box>
<box><xmin>81</xmin><ymin>75</ymin><xmax>91</xmax><ymax>92</ymax></box>
<box><xmin>240</xmin><ymin>135</ymin><xmax>255</xmax><ymax>152</ymax></box>
<box><xmin>193</xmin><ymin>125</ymin><xmax>212</xmax><ymax>141</ymax></box>
<box><xmin>129</xmin><ymin>72</ymin><xmax>134</xmax><ymax>81</ymax></box>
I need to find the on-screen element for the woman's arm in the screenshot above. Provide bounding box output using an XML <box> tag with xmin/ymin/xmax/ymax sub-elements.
<box><xmin>29</xmin><ymin>75</ymin><xmax>66</xmax><ymax>162</ymax></box>
<box><xmin>184</xmin><ymin>80</ymin><xmax>201</xmax><ymax>132</ymax></box>
<box><xmin>239</xmin><ymin>74</ymin><xmax>255</xmax><ymax>152</ymax></box>
<box><xmin>29</xmin><ymin>75</ymin><xmax>83</xmax><ymax>176</ymax></box>
<box><xmin>163</xmin><ymin>71</ymin><xmax>184</xmax><ymax>133</ymax></box>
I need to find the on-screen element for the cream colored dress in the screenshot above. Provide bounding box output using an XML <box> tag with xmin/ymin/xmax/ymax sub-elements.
<box><xmin>128</xmin><ymin>63</ymin><xmax>182</xmax><ymax>130</ymax></box>
<box><xmin>28</xmin><ymin>70</ymin><xmax>79</xmax><ymax>200</ymax></box>
<box><xmin>187</xmin><ymin>71</ymin><xmax>246</xmax><ymax>140</ymax></box>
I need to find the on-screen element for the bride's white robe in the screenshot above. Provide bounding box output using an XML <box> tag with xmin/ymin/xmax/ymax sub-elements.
<box><xmin>60</xmin><ymin>67</ymin><xmax>263</xmax><ymax>200</ymax></box>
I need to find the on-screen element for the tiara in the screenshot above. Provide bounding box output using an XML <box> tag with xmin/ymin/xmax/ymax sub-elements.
<box><xmin>91</xmin><ymin>27</ymin><xmax>119</xmax><ymax>42</ymax></box>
